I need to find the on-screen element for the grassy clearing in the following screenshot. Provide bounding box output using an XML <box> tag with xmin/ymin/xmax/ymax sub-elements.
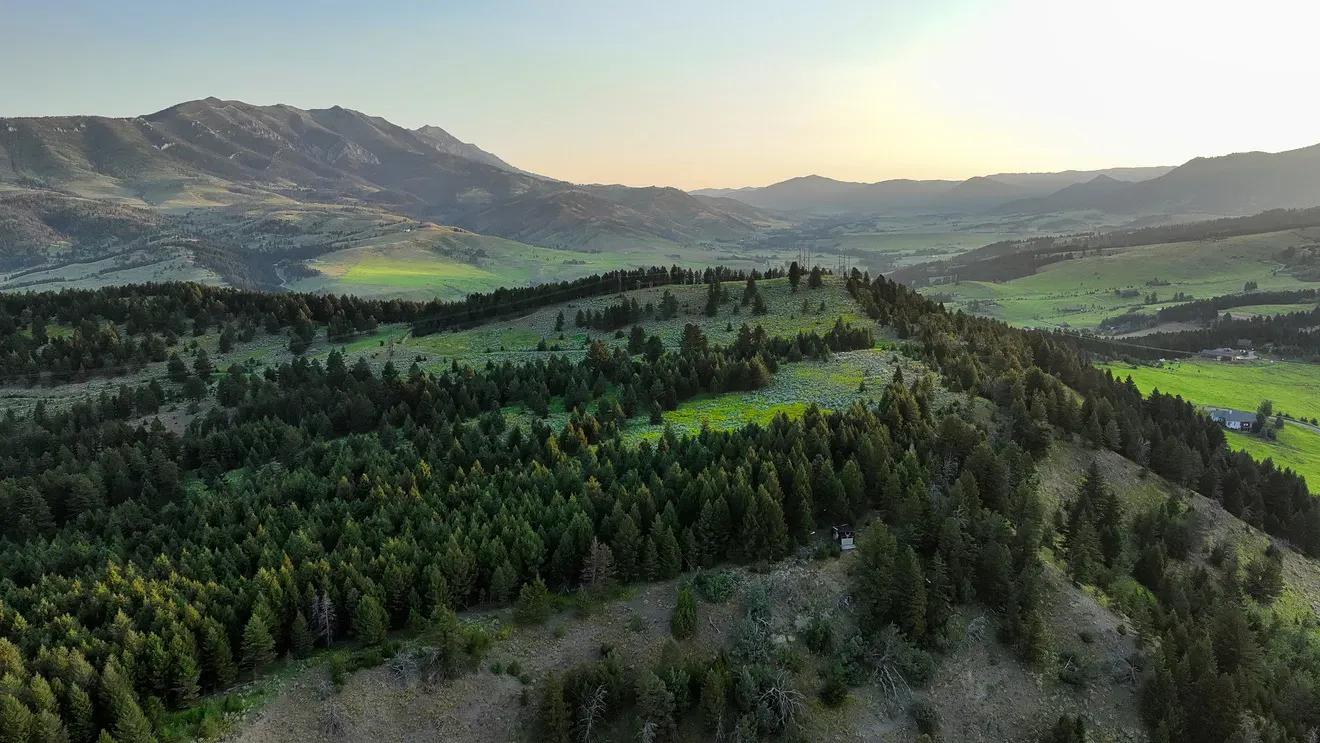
<box><xmin>833</xmin><ymin>229</ymin><xmax>1017</xmax><ymax>268</ymax></box>
<box><xmin>1222</xmin><ymin>302</ymin><xmax>1318</xmax><ymax>319</ymax></box>
<box><xmin>1100</xmin><ymin>358</ymin><xmax>1320</xmax><ymax>490</ymax></box>
<box><xmin>1101</xmin><ymin>358</ymin><xmax>1320</xmax><ymax>423</ymax></box>
<box><xmin>293</xmin><ymin>226</ymin><xmax>640</xmax><ymax>300</ymax></box>
<box><xmin>926</xmin><ymin>228</ymin><xmax>1319</xmax><ymax>329</ymax></box>
<box><xmin>350</xmin><ymin>274</ymin><xmax>877</xmax><ymax>370</ymax></box>
<box><xmin>1226</xmin><ymin>426</ymin><xmax>1320</xmax><ymax>491</ymax></box>
<box><xmin>620</xmin><ymin>348</ymin><xmax>914</xmax><ymax>441</ymax></box>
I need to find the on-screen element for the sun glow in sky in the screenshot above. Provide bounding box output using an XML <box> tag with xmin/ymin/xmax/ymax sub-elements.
<box><xmin>6</xmin><ymin>0</ymin><xmax>1318</xmax><ymax>188</ymax></box>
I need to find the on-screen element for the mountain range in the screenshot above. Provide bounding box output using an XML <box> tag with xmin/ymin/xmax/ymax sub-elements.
<box><xmin>0</xmin><ymin>98</ymin><xmax>774</xmax><ymax>253</ymax></box>
<box><xmin>4</xmin><ymin>97</ymin><xmax>1320</xmax><ymax>295</ymax></box>
<box><xmin>697</xmin><ymin>143</ymin><xmax>1320</xmax><ymax>219</ymax></box>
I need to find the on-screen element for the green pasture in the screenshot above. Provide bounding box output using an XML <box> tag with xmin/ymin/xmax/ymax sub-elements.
<box><xmin>1101</xmin><ymin>358</ymin><xmax>1320</xmax><ymax>423</ymax></box>
<box><xmin>926</xmin><ymin>228</ymin><xmax>1319</xmax><ymax>329</ymax></box>
<box><xmin>1226</xmin><ymin>425</ymin><xmax>1320</xmax><ymax>492</ymax></box>
<box><xmin>1101</xmin><ymin>357</ymin><xmax>1320</xmax><ymax>490</ymax></box>
<box><xmin>1222</xmin><ymin>303</ymin><xmax>1318</xmax><ymax>319</ymax></box>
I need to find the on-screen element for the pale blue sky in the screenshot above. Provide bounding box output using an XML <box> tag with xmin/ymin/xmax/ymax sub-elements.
<box><xmin>5</xmin><ymin>0</ymin><xmax>1317</xmax><ymax>188</ymax></box>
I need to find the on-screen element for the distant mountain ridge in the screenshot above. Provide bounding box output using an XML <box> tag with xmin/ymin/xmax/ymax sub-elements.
<box><xmin>692</xmin><ymin>166</ymin><xmax>1174</xmax><ymax>215</ymax></box>
<box><xmin>0</xmin><ymin>98</ymin><xmax>776</xmax><ymax>256</ymax></box>
<box><xmin>700</xmin><ymin>142</ymin><xmax>1320</xmax><ymax>219</ymax></box>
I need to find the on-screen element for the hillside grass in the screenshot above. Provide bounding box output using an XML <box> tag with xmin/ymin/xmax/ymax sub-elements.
<box><xmin>1100</xmin><ymin>357</ymin><xmax>1320</xmax><ymax>489</ymax></box>
<box><xmin>1221</xmin><ymin>302</ymin><xmax>1318</xmax><ymax>318</ymax></box>
<box><xmin>292</xmin><ymin>226</ymin><xmax>638</xmax><ymax>300</ymax></box>
<box><xmin>1101</xmin><ymin>358</ymin><xmax>1320</xmax><ymax>423</ymax></box>
<box><xmin>1225</xmin><ymin>426</ymin><xmax>1320</xmax><ymax>492</ymax></box>
<box><xmin>927</xmin><ymin>228</ymin><xmax>1320</xmax><ymax>329</ymax></box>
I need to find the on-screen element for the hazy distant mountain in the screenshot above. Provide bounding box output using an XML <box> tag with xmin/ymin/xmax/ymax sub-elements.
<box><xmin>693</xmin><ymin>166</ymin><xmax>1173</xmax><ymax>216</ymax></box>
<box><xmin>693</xmin><ymin>175</ymin><xmax>951</xmax><ymax>215</ymax></box>
<box><xmin>0</xmin><ymin>98</ymin><xmax>776</xmax><ymax>267</ymax></box>
<box><xmin>995</xmin><ymin>144</ymin><xmax>1320</xmax><ymax>217</ymax></box>
<box><xmin>995</xmin><ymin>174</ymin><xmax>1134</xmax><ymax>215</ymax></box>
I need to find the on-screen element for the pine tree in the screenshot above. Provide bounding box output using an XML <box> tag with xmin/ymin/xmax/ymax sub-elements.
<box><xmin>0</xmin><ymin>695</ymin><xmax>33</xmax><ymax>743</ymax></box>
<box><xmin>758</xmin><ymin>487</ymin><xmax>790</xmax><ymax>559</ymax></box>
<box><xmin>290</xmin><ymin>611</ymin><xmax>314</xmax><ymax>659</ymax></box>
<box><xmin>241</xmin><ymin>613</ymin><xmax>276</xmax><ymax>676</ymax></box>
<box><xmin>853</xmin><ymin>524</ymin><xmax>897</xmax><ymax>631</ymax></box>
<box><xmin>671</xmin><ymin>586</ymin><xmax>697</xmax><ymax>639</ymax></box>
<box><xmin>654</xmin><ymin>525</ymin><xmax>682</xmax><ymax>579</ymax></box>
<box><xmin>612</xmin><ymin>515</ymin><xmax>642</xmax><ymax>581</ymax></box>
<box><xmin>893</xmin><ymin>546</ymin><xmax>927</xmax><ymax>640</ymax></box>
<box><xmin>581</xmin><ymin>538</ymin><xmax>616</xmax><ymax>595</ymax></box>
<box><xmin>926</xmin><ymin>552</ymin><xmax>953</xmax><ymax>638</ymax></box>
<box><xmin>635</xmin><ymin>670</ymin><xmax>676</xmax><ymax>739</ymax></box>
<box><xmin>65</xmin><ymin>686</ymin><xmax>96</xmax><ymax>743</ymax></box>
<box><xmin>700</xmin><ymin>669</ymin><xmax>726</xmax><ymax>731</ymax></box>
<box><xmin>29</xmin><ymin>711</ymin><xmax>66</xmax><ymax>743</ymax></box>
<box><xmin>514</xmin><ymin>576</ymin><xmax>553</xmax><ymax>625</ymax></box>
<box><xmin>539</xmin><ymin>673</ymin><xmax>571</xmax><ymax>743</ymax></box>
<box><xmin>353</xmin><ymin>595</ymin><xmax>388</xmax><ymax>645</ymax></box>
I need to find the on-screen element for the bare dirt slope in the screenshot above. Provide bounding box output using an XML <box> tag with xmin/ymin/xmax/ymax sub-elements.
<box><xmin>231</xmin><ymin>544</ymin><xmax>1145</xmax><ymax>743</ymax></box>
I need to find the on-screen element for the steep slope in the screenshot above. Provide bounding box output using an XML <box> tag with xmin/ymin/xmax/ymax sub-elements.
<box><xmin>412</xmin><ymin>124</ymin><xmax>532</xmax><ymax>176</ymax></box>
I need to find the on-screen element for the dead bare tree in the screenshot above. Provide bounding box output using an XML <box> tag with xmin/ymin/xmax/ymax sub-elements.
<box><xmin>757</xmin><ymin>669</ymin><xmax>806</xmax><ymax>731</ymax></box>
<box><xmin>867</xmin><ymin>628</ymin><xmax>914</xmax><ymax>712</ymax></box>
<box><xmin>311</xmin><ymin>592</ymin><xmax>336</xmax><ymax>647</ymax></box>
<box><xmin>580</xmin><ymin>538</ymin><xmax>616</xmax><ymax>596</ymax></box>
<box><xmin>577</xmin><ymin>684</ymin><xmax>608</xmax><ymax>743</ymax></box>
<box><xmin>639</xmin><ymin>720</ymin><xmax>658</xmax><ymax>743</ymax></box>
<box><xmin>320</xmin><ymin>705</ymin><xmax>347</xmax><ymax>739</ymax></box>
<box><xmin>389</xmin><ymin>649</ymin><xmax>418</xmax><ymax>686</ymax></box>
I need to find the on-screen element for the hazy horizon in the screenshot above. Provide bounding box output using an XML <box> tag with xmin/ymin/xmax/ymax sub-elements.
<box><xmin>7</xmin><ymin>0</ymin><xmax>1319</xmax><ymax>189</ymax></box>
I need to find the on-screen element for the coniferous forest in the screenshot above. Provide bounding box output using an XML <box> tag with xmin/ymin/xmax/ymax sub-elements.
<box><xmin>0</xmin><ymin>270</ymin><xmax>1317</xmax><ymax>742</ymax></box>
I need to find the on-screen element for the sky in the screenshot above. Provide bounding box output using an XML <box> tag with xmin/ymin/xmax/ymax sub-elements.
<box><xmin>5</xmin><ymin>0</ymin><xmax>1319</xmax><ymax>189</ymax></box>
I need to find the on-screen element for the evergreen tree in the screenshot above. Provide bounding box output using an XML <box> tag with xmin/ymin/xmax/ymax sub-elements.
<box><xmin>290</xmin><ymin>611</ymin><xmax>314</xmax><ymax>659</ymax></box>
<box><xmin>352</xmin><ymin>595</ymin><xmax>389</xmax><ymax>645</ymax></box>
<box><xmin>893</xmin><ymin>546</ymin><xmax>927</xmax><ymax>640</ymax></box>
<box><xmin>241</xmin><ymin>613</ymin><xmax>276</xmax><ymax>677</ymax></box>
<box><xmin>514</xmin><ymin>576</ymin><xmax>553</xmax><ymax>625</ymax></box>
<box><xmin>699</xmin><ymin>669</ymin><xmax>726</xmax><ymax>731</ymax></box>
<box><xmin>671</xmin><ymin>586</ymin><xmax>697</xmax><ymax>639</ymax></box>
<box><xmin>635</xmin><ymin>670</ymin><xmax>676</xmax><ymax>740</ymax></box>
<box><xmin>540</xmin><ymin>673</ymin><xmax>571</xmax><ymax>743</ymax></box>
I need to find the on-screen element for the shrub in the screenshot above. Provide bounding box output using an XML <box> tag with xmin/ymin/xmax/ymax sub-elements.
<box><xmin>693</xmin><ymin>571</ymin><xmax>739</xmax><ymax>603</ymax></box>
<box><xmin>911</xmin><ymin>699</ymin><xmax>941</xmax><ymax>736</ymax></box>
<box><xmin>671</xmin><ymin>586</ymin><xmax>698</xmax><ymax>639</ymax></box>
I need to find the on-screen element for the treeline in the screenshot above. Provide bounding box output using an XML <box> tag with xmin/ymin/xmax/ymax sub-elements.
<box><xmin>846</xmin><ymin>271</ymin><xmax>1320</xmax><ymax>555</ymax></box>
<box><xmin>1090</xmin><ymin>305</ymin><xmax>1320</xmax><ymax>362</ymax></box>
<box><xmin>1059</xmin><ymin>459</ymin><xmax>1318</xmax><ymax>742</ymax></box>
<box><xmin>410</xmin><ymin>266</ymin><xmax>786</xmax><ymax>336</ymax></box>
<box><xmin>1097</xmin><ymin>288</ymin><xmax>1318</xmax><ymax>335</ymax></box>
<box><xmin>0</xmin><ymin>283</ymin><xmax>420</xmax><ymax>383</ymax></box>
<box><xmin>894</xmin><ymin>205</ymin><xmax>1320</xmax><ymax>286</ymax></box>
<box><xmin>0</xmin><ymin>267</ymin><xmax>795</xmax><ymax>383</ymax></box>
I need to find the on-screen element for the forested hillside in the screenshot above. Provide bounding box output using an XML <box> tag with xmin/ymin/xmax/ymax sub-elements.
<box><xmin>0</xmin><ymin>269</ymin><xmax>1317</xmax><ymax>742</ymax></box>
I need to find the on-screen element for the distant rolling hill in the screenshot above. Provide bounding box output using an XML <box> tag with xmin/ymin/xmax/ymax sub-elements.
<box><xmin>998</xmin><ymin>143</ymin><xmax>1320</xmax><ymax>218</ymax></box>
<box><xmin>693</xmin><ymin>166</ymin><xmax>1173</xmax><ymax>216</ymax></box>
<box><xmin>0</xmin><ymin>98</ymin><xmax>781</xmax><ymax>292</ymax></box>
